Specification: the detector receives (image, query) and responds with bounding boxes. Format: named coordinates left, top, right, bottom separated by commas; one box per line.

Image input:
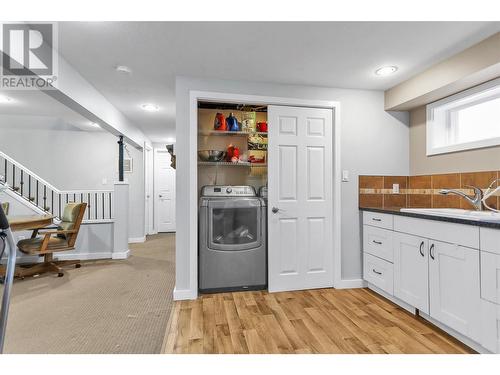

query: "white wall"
left=126, top=145, right=145, bottom=240
left=0, top=115, right=146, bottom=242
left=175, top=76, right=410, bottom=295
left=0, top=115, right=117, bottom=190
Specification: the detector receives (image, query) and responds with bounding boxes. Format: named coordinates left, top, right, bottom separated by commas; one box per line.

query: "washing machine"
left=199, top=185, right=267, bottom=293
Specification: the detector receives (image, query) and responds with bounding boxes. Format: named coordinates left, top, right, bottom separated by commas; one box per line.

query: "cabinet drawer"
left=364, top=253, right=394, bottom=295
left=363, top=225, right=393, bottom=262
left=481, top=251, right=500, bottom=305
left=480, top=228, right=500, bottom=256
left=481, top=298, right=500, bottom=353
left=393, top=215, right=479, bottom=249
left=363, top=211, right=393, bottom=230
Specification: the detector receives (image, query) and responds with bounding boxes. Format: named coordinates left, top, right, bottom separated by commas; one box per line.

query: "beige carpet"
left=3, top=233, right=175, bottom=354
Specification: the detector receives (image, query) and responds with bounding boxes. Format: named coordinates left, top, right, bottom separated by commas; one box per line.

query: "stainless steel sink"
left=400, top=208, right=500, bottom=222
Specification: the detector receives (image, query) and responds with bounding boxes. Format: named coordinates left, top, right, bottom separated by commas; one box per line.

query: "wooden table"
left=7, top=214, right=53, bottom=232
left=0, top=214, right=54, bottom=279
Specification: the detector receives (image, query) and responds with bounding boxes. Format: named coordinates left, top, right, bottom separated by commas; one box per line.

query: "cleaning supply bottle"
left=214, top=112, right=227, bottom=131
left=226, top=113, right=240, bottom=132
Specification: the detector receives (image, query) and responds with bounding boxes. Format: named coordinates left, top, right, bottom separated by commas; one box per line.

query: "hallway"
left=4, top=233, right=175, bottom=354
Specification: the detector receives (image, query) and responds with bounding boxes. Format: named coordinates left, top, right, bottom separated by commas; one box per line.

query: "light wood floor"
left=162, top=288, right=474, bottom=354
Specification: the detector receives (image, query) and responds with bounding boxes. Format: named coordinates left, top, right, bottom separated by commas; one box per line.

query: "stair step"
left=29, top=197, right=35, bottom=201
left=12, top=187, right=20, bottom=192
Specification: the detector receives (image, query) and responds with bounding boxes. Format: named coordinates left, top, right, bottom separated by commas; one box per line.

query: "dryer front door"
left=207, top=199, right=262, bottom=251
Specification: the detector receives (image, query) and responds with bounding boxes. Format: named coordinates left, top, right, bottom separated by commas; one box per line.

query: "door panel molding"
left=268, top=105, right=333, bottom=292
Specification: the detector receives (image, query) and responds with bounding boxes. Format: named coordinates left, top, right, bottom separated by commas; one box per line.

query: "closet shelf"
left=198, top=161, right=267, bottom=167
left=198, top=130, right=268, bottom=137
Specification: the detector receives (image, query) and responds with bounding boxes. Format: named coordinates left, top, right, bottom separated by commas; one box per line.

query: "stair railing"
left=0, top=151, right=114, bottom=221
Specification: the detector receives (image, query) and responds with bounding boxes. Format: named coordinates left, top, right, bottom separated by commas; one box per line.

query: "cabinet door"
left=429, top=240, right=481, bottom=342
left=393, top=232, right=429, bottom=314
left=481, top=298, right=500, bottom=353
left=480, top=251, right=500, bottom=304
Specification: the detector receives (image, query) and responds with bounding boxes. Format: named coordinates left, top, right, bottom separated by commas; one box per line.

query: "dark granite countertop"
left=360, top=207, right=500, bottom=229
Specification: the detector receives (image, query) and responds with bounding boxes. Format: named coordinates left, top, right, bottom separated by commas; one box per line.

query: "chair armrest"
left=38, top=230, right=77, bottom=253
left=26, top=225, right=58, bottom=239
left=38, top=229, right=77, bottom=236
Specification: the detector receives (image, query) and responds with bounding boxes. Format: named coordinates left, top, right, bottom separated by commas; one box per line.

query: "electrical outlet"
left=392, top=183, right=400, bottom=194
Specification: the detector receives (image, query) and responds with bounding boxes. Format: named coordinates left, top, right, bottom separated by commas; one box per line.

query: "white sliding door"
left=267, top=105, right=333, bottom=292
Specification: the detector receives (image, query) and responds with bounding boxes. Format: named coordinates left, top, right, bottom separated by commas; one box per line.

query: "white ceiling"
left=56, top=21, right=500, bottom=142
left=0, top=89, right=102, bottom=132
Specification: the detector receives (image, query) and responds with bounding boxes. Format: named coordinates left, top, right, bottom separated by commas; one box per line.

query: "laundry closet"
left=196, top=99, right=335, bottom=295
left=197, top=102, right=269, bottom=293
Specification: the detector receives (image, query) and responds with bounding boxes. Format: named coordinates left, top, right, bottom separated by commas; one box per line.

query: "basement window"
left=426, top=78, right=500, bottom=156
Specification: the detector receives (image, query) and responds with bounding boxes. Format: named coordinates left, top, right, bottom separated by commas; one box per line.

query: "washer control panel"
left=201, top=185, right=256, bottom=197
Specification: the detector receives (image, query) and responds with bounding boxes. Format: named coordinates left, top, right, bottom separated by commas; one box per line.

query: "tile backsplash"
left=359, top=171, right=500, bottom=210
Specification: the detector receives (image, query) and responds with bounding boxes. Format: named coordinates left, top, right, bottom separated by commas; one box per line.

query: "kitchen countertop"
left=360, top=207, right=500, bottom=229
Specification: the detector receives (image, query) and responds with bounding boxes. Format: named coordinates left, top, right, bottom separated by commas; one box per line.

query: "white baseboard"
left=55, top=252, right=113, bottom=261
left=112, top=249, right=130, bottom=259
left=128, top=236, right=146, bottom=243
left=7, top=251, right=114, bottom=265
left=173, top=287, right=198, bottom=301
left=334, top=278, right=366, bottom=289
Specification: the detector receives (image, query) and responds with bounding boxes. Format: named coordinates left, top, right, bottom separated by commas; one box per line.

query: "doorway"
left=155, top=149, right=176, bottom=232
left=179, top=91, right=341, bottom=300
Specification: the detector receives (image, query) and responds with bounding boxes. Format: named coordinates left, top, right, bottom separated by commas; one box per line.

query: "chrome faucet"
left=439, top=185, right=484, bottom=211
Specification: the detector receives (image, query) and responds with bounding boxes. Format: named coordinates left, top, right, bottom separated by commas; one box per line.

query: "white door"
left=155, top=149, right=176, bottom=232
left=429, top=240, right=480, bottom=341
left=267, top=105, right=333, bottom=292
left=393, top=232, right=429, bottom=314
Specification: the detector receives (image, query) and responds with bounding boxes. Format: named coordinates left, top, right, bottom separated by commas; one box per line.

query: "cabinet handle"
left=372, top=218, right=382, bottom=222
left=372, top=269, right=382, bottom=275
left=430, top=243, right=435, bottom=260
left=419, top=241, right=425, bottom=257
left=372, top=240, right=382, bottom=245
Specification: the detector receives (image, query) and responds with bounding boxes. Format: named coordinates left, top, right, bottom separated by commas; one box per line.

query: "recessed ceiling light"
left=141, top=103, right=160, bottom=112
left=115, top=65, right=132, bottom=74
left=375, top=66, right=398, bottom=76
left=89, top=122, right=100, bottom=128
left=0, top=95, right=13, bottom=104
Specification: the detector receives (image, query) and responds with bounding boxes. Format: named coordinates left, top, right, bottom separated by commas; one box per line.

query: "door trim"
left=181, top=90, right=341, bottom=300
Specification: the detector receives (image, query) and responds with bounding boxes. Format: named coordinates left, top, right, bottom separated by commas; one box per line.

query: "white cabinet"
left=428, top=240, right=481, bottom=342
left=481, top=299, right=500, bottom=353
left=363, top=253, right=393, bottom=295
left=393, top=232, right=429, bottom=314
left=481, top=251, right=500, bottom=304
left=362, top=210, right=500, bottom=352
left=479, top=228, right=500, bottom=353
left=363, top=225, right=393, bottom=262
left=362, top=211, right=393, bottom=230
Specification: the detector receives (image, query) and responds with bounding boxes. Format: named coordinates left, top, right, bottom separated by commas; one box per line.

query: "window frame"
left=426, top=77, right=500, bottom=156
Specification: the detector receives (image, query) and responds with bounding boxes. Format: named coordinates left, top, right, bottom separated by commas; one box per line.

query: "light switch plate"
left=342, top=170, right=349, bottom=182
left=392, top=183, right=400, bottom=194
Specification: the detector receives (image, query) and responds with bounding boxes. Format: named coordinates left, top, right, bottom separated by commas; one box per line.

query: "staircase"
left=0, top=151, right=114, bottom=221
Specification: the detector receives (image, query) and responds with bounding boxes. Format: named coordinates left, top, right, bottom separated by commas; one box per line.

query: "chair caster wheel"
left=0, top=277, right=4, bottom=284
left=75, top=264, right=81, bottom=268
left=58, top=272, right=64, bottom=277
